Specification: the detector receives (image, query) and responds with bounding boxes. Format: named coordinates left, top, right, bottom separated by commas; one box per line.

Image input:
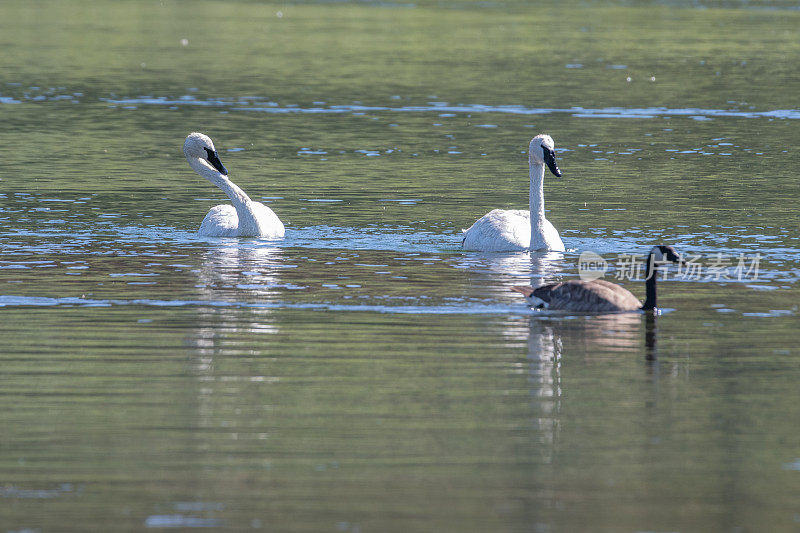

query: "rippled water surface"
left=1, top=0, right=799, bottom=531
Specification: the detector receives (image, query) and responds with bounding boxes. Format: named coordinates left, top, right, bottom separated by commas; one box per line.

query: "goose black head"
left=650, top=245, right=684, bottom=264
left=642, top=244, right=684, bottom=311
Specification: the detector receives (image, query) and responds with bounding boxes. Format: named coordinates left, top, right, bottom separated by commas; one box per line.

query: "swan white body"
left=462, top=134, right=564, bottom=252
left=184, top=132, right=285, bottom=238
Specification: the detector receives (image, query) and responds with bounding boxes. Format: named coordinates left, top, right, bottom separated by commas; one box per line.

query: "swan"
left=183, top=132, right=285, bottom=238
left=512, top=245, right=684, bottom=312
left=462, top=134, right=564, bottom=252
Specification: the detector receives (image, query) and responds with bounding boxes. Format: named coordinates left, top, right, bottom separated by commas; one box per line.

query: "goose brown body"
left=512, top=245, right=684, bottom=312
left=512, top=280, right=642, bottom=312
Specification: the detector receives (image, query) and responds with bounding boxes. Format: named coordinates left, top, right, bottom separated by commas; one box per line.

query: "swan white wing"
left=461, top=209, right=530, bottom=252
left=199, top=204, right=240, bottom=237
left=199, top=202, right=285, bottom=238
left=532, top=218, right=565, bottom=252
left=249, top=202, right=285, bottom=239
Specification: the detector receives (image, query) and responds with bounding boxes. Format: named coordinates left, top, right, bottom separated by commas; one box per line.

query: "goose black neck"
left=641, top=253, right=658, bottom=310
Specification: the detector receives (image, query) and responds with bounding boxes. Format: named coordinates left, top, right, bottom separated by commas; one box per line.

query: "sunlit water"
left=1, top=1, right=799, bottom=531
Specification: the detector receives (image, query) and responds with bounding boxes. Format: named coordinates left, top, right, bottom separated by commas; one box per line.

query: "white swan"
left=462, top=134, right=564, bottom=252
left=183, top=132, right=285, bottom=238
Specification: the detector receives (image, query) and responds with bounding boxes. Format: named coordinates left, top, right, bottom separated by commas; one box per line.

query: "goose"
left=183, top=132, right=285, bottom=238
left=462, top=134, right=564, bottom=252
left=512, top=245, right=684, bottom=312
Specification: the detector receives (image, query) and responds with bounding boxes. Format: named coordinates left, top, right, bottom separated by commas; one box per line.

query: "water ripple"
left=4, top=89, right=797, bottom=119
left=91, top=97, right=800, bottom=120
left=2, top=222, right=799, bottom=283
left=0, top=294, right=536, bottom=315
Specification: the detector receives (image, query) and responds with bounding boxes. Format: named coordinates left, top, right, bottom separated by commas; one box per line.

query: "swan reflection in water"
left=455, top=250, right=568, bottom=301
left=195, top=244, right=286, bottom=302
left=190, top=244, right=285, bottom=366
left=177, top=245, right=287, bottom=442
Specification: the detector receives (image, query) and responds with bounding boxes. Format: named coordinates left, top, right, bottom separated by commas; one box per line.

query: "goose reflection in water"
left=512, top=312, right=655, bottom=464
left=524, top=312, right=644, bottom=362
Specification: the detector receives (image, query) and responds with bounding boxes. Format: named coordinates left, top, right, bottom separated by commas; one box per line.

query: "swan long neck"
left=190, top=157, right=260, bottom=227
left=642, top=254, right=658, bottom=310
left=529, top=159, right=546, bottom=240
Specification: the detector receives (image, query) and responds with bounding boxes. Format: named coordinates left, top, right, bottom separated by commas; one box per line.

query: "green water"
left=1, top=0, right=799, bottom=531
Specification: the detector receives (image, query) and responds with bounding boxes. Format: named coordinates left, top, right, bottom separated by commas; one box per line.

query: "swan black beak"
left=543, top=147, right=562, bottom=177
left=204, top=148, right=228, bottom=176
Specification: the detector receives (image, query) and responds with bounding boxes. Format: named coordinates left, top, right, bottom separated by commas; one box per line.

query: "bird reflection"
left=187, top=244, right=286, bottom=432
left=524, top=312, right=644, bottom=361
left=190, top=244, right=285, bottom=370
left=455, top=251, right=567, bottom=299
left=645, top=312, right=658, bottom=362
left=528, top=251, right=566, bottom=271
left=195, top=244, right=285, bottom=302
left=517, top=311, right=650, bottom=463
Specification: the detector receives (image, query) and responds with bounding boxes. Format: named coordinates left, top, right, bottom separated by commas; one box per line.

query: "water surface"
left=1, top=0, right=799, bottom=531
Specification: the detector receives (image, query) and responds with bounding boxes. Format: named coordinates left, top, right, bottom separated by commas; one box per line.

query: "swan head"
left=649, top=245, right=684, bottom=264
left=184, top=132, right=228, bottom=176
left=529, top=134, right=562, bottom=177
